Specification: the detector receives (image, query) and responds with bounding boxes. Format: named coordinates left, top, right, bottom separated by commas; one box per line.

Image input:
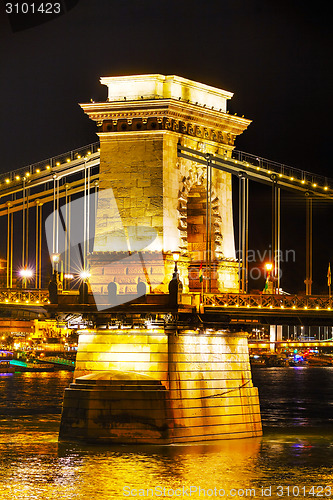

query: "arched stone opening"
left=186, top=184, right=221, bottom=292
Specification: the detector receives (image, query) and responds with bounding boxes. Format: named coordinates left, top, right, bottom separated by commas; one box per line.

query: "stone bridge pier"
left=59, top=74, right=262, bottom=444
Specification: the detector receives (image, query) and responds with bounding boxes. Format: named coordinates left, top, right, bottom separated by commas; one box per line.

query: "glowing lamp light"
left=36, top=169, right=40, bottom=173
left=15, top=175, right=20, bottom=181
left=19, top=268, right=33, bottom=279
left=172, top=251, right=180, bottom=263
left=80, top=270, right=91, bottom=280
left=5, top=179, right=10, bottom=184
left=265, top=263, right=273, bottom=272
left=324, top=186, right=328, bottom=191
left=51, top=253, right=60, bottom=263
left=46, top=165, right=51, bottom=170
left=64, top=273, right=74, bottom=280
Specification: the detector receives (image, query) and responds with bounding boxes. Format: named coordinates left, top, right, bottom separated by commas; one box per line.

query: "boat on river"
left=0, top=360, right=15, bottom=373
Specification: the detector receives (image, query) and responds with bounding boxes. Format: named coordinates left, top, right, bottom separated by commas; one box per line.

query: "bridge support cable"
left=35, top=201, right=42, bottom=289
left=52, top=178, right=56, bottom=257
left=6, top=203, right=13, bottom=288
left=205, top=155, right=212, bottom=293
left=238, top=174, right=249, bottom=293
left=305, top=197, right=313, bottom=295
left=272, top=183, right=281, bottom=292
left=64, top=185, right=70, bottom=287
left=22, top=180, right=26, bottom=268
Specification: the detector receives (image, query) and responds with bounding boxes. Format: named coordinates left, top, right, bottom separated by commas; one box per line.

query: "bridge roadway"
left=248, top=339, right=333, bottom=349
left=1, top=141, right=333, bottom=200
left=1, top=289, right=333, bottom=326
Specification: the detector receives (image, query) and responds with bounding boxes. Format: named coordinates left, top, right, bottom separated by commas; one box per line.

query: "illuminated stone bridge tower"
left=59, top=75, right=261, bottom=445
left=80, top=74, right=251, bottom=295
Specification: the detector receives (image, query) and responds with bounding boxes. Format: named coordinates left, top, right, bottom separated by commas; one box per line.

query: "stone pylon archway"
left=81, top=74, right=251, bottom=296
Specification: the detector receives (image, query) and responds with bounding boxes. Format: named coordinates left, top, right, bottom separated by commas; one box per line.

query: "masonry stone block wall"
left=80, top=74, right=251, bottom=295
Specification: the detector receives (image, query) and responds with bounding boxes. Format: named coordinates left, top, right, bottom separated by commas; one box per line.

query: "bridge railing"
left=0, top=141, right=100, bottom=185
left=0, top=289, right=50, bottom=305
left=204, top=293, right=333, bottom=310
left=232, top=150, right=332, bottom=190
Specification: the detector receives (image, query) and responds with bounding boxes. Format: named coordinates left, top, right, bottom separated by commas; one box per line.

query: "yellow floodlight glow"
left=66, top=158, right=71, bottom=163
left=265, top=263, right=273, bottom=271
left=5, top=179, right=10, bottom=184
left=324, top=186, right=328, bottom=191
left=301, top=180, right=305, bottom=184
left=15, top=175, right=20, bottom=181
left=36, top=169, right=40, bottom=173
left=290, top=177, right=294, bottom=181
left=46, top=165, right=51, bottom=170
left=312, top=183, right=317, bottom=188
left=26, top=172, right=30, bottom=177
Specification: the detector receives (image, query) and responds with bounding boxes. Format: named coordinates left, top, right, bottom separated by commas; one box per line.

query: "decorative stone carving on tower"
left=80, top=74, right=251, bottom=299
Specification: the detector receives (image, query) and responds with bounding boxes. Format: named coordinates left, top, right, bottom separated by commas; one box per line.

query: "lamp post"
left=172, top=251, right=180, bottom=275
left=51, top=253, right=63, bottom=290
left=79, top=270, right=90, bottom=304
left=263, top=263, right=273, bottom=294
left=169, top=251, right=182, bottom=306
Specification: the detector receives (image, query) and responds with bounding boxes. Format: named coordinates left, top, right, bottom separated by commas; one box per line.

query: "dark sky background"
left=0, top=0, right=332, bottom=293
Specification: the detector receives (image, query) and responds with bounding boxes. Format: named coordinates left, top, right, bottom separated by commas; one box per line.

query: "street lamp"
left=172, top=251, right=180, bottom=275
left=169, top=251, right=182, bottom=306
left=263, top=263, right=273, bottom=294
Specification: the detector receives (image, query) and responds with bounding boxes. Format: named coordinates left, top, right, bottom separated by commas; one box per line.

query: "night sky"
left=0, top=0, right=332, bottom=293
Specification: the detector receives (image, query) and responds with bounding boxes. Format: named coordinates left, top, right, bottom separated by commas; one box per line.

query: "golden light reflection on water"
left=1, top=370, right=333, bottom=500
left=1, top=422, right=333, bottom=500
left=0, top=431, right=262, bottom=500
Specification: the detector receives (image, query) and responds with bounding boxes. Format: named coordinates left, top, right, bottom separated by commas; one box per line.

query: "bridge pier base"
left=59, top=327, right=262, bottom=444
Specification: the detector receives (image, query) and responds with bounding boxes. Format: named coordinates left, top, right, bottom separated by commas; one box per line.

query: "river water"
left=1, top=368, right=333, bottom=500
